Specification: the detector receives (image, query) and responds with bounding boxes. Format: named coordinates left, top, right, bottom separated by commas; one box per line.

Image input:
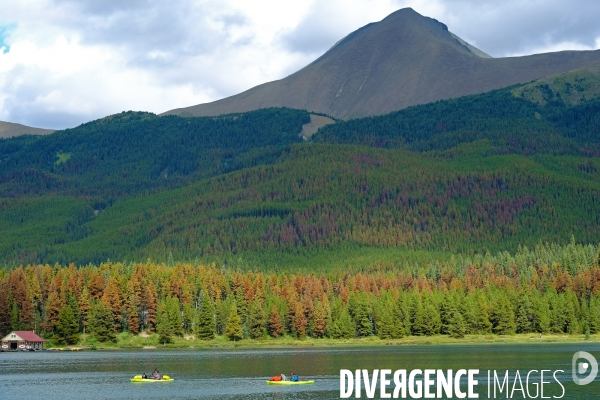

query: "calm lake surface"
left=1, top=343, right=599, bottom=399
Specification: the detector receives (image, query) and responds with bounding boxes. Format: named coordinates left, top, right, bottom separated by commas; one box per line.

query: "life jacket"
left=291, top=375, right=299, bottom=382
left=269, top=376, right=282, bottom=381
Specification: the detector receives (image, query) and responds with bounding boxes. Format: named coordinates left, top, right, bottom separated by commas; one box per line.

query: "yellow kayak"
left=131, top=375, right=173, bottom=382
left=266, top=380, right=314, bottom=385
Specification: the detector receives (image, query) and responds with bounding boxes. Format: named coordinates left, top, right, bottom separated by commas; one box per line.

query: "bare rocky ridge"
left=162, top=8, right=600, bottom=120
left=0, top=121, right=55, bottom=138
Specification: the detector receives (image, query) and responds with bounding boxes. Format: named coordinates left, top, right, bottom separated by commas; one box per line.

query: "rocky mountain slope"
left=163, top=8, right=600, bottom=119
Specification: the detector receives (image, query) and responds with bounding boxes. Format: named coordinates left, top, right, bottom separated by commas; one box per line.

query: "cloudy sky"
left=1, top=0, right=599, bottom=129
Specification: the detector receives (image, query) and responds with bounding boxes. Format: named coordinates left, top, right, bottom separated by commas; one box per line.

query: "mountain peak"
left=163, top=9, right=600, bottom=119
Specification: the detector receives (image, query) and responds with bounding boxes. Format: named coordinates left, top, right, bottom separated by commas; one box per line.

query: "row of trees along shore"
left=1, top=241, right=599, bottom=344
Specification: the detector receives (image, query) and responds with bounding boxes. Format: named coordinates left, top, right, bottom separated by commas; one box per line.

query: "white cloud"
left=0, top=0, right=598, bottom=129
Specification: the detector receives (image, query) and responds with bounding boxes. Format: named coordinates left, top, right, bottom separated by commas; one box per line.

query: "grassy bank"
left=46, top=332, right=600, bottom=350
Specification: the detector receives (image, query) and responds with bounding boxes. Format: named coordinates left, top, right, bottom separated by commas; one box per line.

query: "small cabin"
left=1, top=331, right=47, bottom=351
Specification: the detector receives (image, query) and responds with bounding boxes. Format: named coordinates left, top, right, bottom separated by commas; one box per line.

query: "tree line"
left=1, top=241, right=599, bottom=344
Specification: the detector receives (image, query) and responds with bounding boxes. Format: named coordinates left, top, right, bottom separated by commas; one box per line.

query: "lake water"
left=1, top=343, right=599, bottom=399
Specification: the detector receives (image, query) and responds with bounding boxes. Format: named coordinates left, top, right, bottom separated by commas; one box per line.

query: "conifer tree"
left=376, top=294, right=404, bottom=339
left=248, top=300, right=266, bottom=339
left=215, top=297, right=233, bottom=335
left=234, top=289, right=248, bottom=325
left=143, top=284, right=157, bottom=333
left=312, top=300, right=328, bottom=338
left=101, top=277, right=123, bottom=331
left=549, top=293, right=567, bottom=333
left=267, top=305, right=284, bottom=338
left=10, top=302, right=19, bottom=331
left=67, top=293, right=80, bottom=327
left=88, top=301, right=116, bottom=343
left=55, top=304, right=79, bottom=345
left=490, top=294, right=516, bottom=335
left=515, top=295, right=534, bottom=333
left=588, top=296, right=600, bottom=334
left=532, top=294, right=550, bottom=333
left=412, top=294, right=441, bottom=336
left=352, top=294, right=373, bottom=337
left=0, top=285, right=11, bottom=336
left=564, top=290, right=580, bottom=334
left=294, top=301, right=308, bottom=339
left=196, top=292, right=215, bottom=340
left=125, top=294, right=139, bottom=334
left=156, top=301, right=173, bottom=344
left=78, top=288, right=91, bottom=334
left=42, top=291, right=63, bottom=334
left=376, top=307, right=395, bottom=339
left=328, top=308, right=355, bottom=339
left=447, top=310, right=467, bottom=339
left=472, top=293, right=492, bottom=334
left=166, top=296, right=183, bottom=337
left=225, top=302, right=243, bottom=341
left=88, top=273, right=105, bottom=299
left=8, top=268, right=34, bottom=330
left=182, top=302, right=195, bottom=334
left=440, top=293, right=458, bottom=335
left=397, top=294, right=412, bottom=336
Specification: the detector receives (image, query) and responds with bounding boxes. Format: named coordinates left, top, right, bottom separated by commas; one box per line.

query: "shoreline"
left=48, top=333, right=600, bottom=351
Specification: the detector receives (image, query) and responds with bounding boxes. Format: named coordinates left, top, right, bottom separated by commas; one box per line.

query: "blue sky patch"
left=0, top=24, right=16, bottom=54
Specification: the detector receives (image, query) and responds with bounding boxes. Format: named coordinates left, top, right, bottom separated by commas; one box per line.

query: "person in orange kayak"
left=269, top=374, right=287, bottom=381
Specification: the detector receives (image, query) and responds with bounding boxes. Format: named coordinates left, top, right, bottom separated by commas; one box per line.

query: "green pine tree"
left=328, top=308, right=355, bottom=339
left=490, top=294, right=516, bottom=335
left=156, top=301, right=174, bottom=344
left=54, top=304, right=80, bottom=345
left=327, top=308, right=356, bottom=339
left=352, top=294, right=373, bottom=337
left=166, top=296, right=183, bottom=337
left=376, top=294, right=404, bottom=339
left=515, top=295, right=534, bottom=333
left=196, top=292, right=215, bottom=340
left=447, top=310, right=467, bottom=339
left=67, top=293, right=81, bottom=332
left=224, top=302, right=243, bottom=341
left=376, top=307, right=395, bottom=339
left=440, top=293, right=458, bottom=335
left=88, top=301, right=116, bottom=343
left=472, top=293, right=492, bottom=334
left=412, top=294, right=441, bottom=336
left=588, top=296, right=600, bottom=334
left=532, top=294, right=550, bottom=333
left=182, top=302, right=195, bottom=334
left=248, top=300, right=266, bottom=339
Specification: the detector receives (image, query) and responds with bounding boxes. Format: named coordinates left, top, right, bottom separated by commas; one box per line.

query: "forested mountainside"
left=1, top=84, right=599, bottom=267
left=314, top=89, right=600, bottom=155
left=0, top=108, right=308, bottom=198
left=1, top=242, right=599, bottom=342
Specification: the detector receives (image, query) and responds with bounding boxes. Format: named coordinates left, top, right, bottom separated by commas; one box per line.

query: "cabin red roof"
left=13, top=331, right=47, bottom=342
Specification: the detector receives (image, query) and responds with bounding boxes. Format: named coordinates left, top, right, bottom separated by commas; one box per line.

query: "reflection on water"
left=0, top=343, right=599, bottom=399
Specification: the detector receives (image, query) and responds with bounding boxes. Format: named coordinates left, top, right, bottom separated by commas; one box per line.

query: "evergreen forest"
left=1, top=241, right=599, bottom=343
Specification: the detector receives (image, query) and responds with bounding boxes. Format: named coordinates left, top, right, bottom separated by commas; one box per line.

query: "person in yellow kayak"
left=153, top=370, right=162, bottom=380
left=291, top=372, right=299, bottom=382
